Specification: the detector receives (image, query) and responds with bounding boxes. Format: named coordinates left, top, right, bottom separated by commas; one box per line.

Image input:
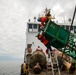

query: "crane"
left=37, top=6, right=76, bottom=59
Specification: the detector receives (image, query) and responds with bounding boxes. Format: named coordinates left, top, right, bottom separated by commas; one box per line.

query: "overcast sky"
left=0, top=0, right=76, bottom=60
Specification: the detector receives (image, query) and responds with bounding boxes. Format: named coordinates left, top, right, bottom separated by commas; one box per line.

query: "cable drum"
left=29, top=50, right=47, bottom=69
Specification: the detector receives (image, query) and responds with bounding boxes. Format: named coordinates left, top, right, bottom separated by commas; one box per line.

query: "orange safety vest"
left=38, top=34, right=49, bottom=46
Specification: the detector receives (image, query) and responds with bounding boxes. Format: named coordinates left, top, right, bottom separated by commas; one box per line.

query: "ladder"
left=47, top=49, right=61, bottom=75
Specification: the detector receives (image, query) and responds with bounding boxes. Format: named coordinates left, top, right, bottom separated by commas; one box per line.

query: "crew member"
left=36, top=46, right=43, bottom=51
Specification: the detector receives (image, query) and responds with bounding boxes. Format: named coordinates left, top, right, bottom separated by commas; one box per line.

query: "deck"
left=28, top=70, right=76, bottom=75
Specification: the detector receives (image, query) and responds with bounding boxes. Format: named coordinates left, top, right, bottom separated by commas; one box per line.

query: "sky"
left=0, top=0, right=76, bottom=61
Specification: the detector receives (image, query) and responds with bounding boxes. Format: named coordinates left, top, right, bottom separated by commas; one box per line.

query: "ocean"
left=0, top=60, right=23, bottom=75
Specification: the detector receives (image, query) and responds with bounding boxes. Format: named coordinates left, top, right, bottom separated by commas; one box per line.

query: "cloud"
left=51, top=1, right=76, bottom=23
left=52, top=3, right=64, bottom=16
left=0, top=0, right=27, bottom=60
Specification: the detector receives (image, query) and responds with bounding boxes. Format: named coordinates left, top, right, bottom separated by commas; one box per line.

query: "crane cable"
left=70, top=5, right=76, bottom=31
left=62, top=5, right=76, bottom=59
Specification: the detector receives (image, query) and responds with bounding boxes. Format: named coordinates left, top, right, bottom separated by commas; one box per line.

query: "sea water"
left=0, top=60, right=23, bottom=75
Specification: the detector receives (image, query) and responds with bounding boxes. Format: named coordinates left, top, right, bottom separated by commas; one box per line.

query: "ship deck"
left=28, top=70, right=76, bottom=75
